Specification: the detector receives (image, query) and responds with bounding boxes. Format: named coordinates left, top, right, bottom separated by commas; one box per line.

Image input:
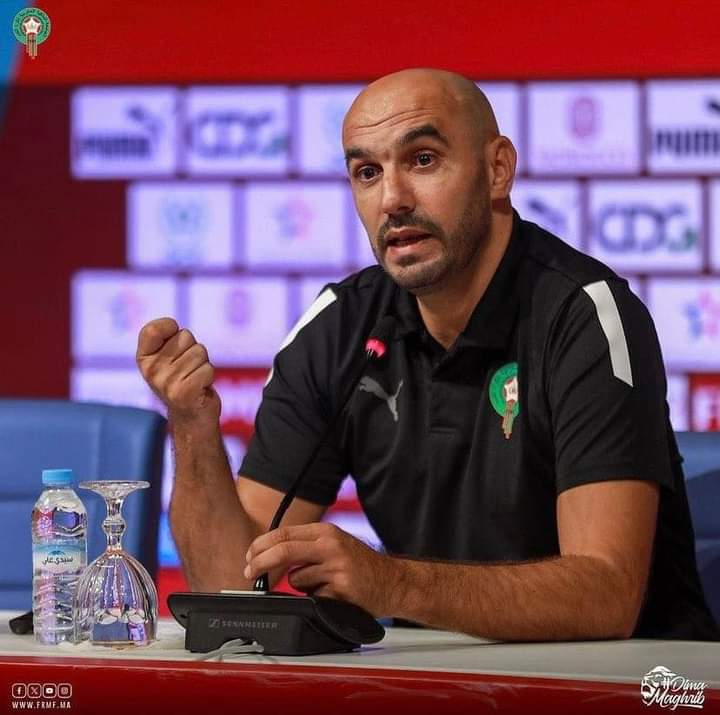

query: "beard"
left=371, top=180, right=492, bottom=295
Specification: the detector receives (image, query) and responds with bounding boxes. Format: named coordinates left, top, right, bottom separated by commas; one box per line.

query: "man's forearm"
left=169, top=418, right=257, bottom=592
left=389, top=554, right=636, bottom=641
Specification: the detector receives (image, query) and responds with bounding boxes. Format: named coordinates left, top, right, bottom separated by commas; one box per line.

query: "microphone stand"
left=254, top=320, right=392, bottom=591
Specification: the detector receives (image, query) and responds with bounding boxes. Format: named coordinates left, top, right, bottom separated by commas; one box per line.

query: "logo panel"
left=647, top=80, right=720, bottom=174
left=588, top=180, right=703, bottom=273
left=711, top=180, right=720, bottom=272
left=648, top=278, right=720, bottom=371
left=667, top=374, right=689, bottom=432
left=72, top=272, right=178, bottom=360
left=71, top=87, right=179, bottom=178
left=127, top=182, right=235, bottom=268
left=476, top=83, right=523, bottom=171
left=70, top=367, right=162, bottom=411
left=183, top=86, right=290, bottom=175
left=528, top=82, right=640, bottom=175
left=244, top=182, right=348, bottom=269
left=297, top=84, right=365, bottom=175
left=186, top=276, right=289, bottom=366
left=511, top=180, right=582, bottom=249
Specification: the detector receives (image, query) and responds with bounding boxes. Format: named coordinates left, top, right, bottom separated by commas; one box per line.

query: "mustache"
left=377, top=214, right=442, bottom=247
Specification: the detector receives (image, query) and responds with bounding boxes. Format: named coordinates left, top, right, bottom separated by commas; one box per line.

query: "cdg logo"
left=594, top=204, right=699, bottom=252
left=188, top=111, right=288, bottom=158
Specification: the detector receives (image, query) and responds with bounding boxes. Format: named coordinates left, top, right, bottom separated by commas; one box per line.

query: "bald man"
left=137, top=69, right=718, bottom=642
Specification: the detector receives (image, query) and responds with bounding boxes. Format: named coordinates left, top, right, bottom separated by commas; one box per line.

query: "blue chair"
left=676, top=431, right=720, bottom=625
left=0, top=399, right=166, bottom=611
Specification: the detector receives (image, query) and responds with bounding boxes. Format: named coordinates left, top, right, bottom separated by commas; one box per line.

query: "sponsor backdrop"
left=62, top=79, right=720, bottom=568
left=1, top=1, right=719, bottom=600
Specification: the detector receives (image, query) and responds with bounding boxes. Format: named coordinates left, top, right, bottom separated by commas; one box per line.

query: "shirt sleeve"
left=547, top=279, right=675, bottom=495
left=239, top=287, right=348, bottom=506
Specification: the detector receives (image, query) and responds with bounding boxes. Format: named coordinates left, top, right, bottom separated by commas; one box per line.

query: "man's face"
left=343, top=84, right=492, bottom=294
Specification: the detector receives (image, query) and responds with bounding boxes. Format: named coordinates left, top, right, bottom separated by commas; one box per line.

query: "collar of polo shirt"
left=392, top=210, right=525, bottom=351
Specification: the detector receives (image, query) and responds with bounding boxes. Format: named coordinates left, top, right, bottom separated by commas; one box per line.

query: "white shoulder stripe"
left=278, top=287, right=337, bottom=353
left=582, top=280, right=633, bottom=387
left=265, top=287, right=337, bottom=386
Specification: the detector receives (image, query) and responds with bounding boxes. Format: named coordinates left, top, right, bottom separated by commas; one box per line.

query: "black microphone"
left=167, top=315, right=396, bottom=656
left=254, top=314, right=396, bottom=592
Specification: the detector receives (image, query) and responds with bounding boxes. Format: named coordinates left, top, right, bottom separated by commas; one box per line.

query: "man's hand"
left=244, top=523, right=397, bottom=616
left=136, top=317, right=220, bottom=424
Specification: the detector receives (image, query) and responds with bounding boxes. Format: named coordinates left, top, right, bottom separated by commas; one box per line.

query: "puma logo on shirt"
left=359, top=377, right=403, bottom=422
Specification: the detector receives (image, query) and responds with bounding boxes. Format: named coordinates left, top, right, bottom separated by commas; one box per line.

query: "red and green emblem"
left=489, top=362, right=519, bottom=440
left=13, top=8, right=51, bottom=60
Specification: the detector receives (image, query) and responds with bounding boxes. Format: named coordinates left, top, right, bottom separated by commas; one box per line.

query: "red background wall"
left=1, top=0, right=719, bottom=399
left=14, top=0, right=720, bottom=84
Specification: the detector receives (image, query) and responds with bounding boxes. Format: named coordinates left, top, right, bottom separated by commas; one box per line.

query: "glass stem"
left=103, top=496, right=126, bottom=551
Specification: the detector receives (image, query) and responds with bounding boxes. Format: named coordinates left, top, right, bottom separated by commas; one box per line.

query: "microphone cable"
left=253, top=315, right=396, bottom=592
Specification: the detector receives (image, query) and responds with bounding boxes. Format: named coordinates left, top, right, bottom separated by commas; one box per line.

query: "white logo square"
left=243, top=182, right=348, bottom=269
left=710, top=180, right=720, bottom=271
left=528, top=81, right=640, bottom=175
left=647, top=278, right=720, bottom=371
left=127, top=182, right=235, bottom=269
left=511, top=180, right=582, bottom=249
left=647, top=80, right=720, bottom=174
left=185, top=276, right=289, bottom=366
left=296, top=84, right=365, bottom=175
left=70, top=367, right=162, bottom=412
left=183, top=86, right=290, bottom=176
left=476, top=82, right=523, bottom=171
left=72, top=87, right=179, bottom=178
left=588, top=180, right=703, bottom=273
left=72, top=272, right=178, bottom=360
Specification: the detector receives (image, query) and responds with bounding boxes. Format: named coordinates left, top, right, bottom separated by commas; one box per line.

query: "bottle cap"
left=41, top=469, right=74, bottom=486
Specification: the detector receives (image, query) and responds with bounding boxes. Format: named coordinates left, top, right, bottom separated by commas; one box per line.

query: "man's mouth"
left=384, top=231, right=432, bottom=249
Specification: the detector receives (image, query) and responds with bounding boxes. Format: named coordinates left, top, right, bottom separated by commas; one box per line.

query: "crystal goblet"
left=73, top=480, right=158, bottom=647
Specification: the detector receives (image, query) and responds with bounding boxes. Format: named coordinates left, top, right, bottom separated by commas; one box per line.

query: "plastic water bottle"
left=32, top=469, right=87, bottom=645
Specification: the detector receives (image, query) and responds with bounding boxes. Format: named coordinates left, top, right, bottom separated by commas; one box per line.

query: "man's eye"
left=416, top=152, right=434, bottom=166
left=357, top=166, right=378, bottom=181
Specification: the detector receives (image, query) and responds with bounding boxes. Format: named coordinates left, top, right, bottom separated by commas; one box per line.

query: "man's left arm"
left=389, top=478, right=659, bottom=640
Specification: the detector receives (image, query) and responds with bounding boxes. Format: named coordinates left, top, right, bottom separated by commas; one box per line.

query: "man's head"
left=343, top=68, right=516, bottom=295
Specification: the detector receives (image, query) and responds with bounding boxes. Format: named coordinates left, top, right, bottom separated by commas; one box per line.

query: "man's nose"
left=380, top=167, right=414, bottom=216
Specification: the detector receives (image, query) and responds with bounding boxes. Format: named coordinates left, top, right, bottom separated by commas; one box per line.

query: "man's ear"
left=487, top=136, right=517, bottom=200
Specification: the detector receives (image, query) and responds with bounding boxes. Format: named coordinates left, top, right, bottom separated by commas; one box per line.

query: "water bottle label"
left=33, top=544, right=85, bottom=574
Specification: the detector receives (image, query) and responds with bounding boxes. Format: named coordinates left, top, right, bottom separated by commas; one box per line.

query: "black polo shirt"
left=240, top=213, right=719, bottom=641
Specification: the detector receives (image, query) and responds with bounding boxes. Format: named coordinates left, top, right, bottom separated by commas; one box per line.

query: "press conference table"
left=1, top=611, right=718, bottom=714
